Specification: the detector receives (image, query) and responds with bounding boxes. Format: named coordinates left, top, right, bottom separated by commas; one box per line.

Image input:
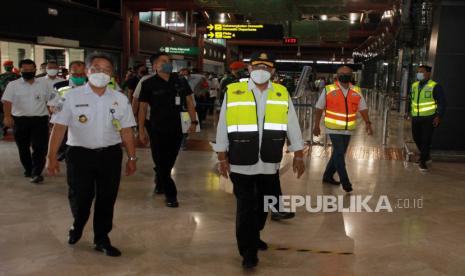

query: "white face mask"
left=46, top=69, right=58, bottom=76
left=416, top=72, right=425, bottom=81
left=250, top=69, right=271, bottom=84
left=88, top=72, right=111, bottom=88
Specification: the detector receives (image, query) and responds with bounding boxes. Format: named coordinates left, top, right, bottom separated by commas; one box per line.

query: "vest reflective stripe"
left=264, top=122, right=288, bottom=131
left=411, top=80, right=437, bottom=117
left=227, top=125, right=258, bottom=132
left=266, top=100, right=289, bottom=106
left=324, top=83, right=361, bottom=130
left=227, top=102, right=256, bottom=107
left=325, top=110, right=356, bottom=118
left=325, top=117, right=356, bottom=127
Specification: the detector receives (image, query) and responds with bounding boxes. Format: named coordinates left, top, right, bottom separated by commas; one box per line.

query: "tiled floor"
left=1, top=114, right=465, bottom=275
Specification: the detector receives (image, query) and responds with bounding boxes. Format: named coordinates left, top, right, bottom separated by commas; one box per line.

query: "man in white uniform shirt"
left=2, top=59, right=55, bottom=183
left=46, top=53, right=137, bottom=257
left=39, top=60, right=64, bottom=91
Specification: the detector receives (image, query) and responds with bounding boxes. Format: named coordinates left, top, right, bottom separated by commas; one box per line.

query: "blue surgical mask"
left=161, top=63, right=173, bottom=73
left=416, top=72, right=425, bottom=81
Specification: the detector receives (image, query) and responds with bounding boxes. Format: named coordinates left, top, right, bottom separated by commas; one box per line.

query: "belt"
left=72, top=144, right=121, bottom=152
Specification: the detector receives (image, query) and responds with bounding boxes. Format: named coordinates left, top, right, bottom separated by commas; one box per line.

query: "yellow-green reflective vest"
left=411, top=80, right=438, bottom=117
left=225, top=81, right=289, bottom=165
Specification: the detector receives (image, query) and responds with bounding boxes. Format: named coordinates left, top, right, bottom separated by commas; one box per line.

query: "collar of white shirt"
left=83, top=83, right=111, bottom=96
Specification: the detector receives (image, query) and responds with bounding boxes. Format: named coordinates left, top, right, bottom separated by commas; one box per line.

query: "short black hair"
left=19, top=59, right=36, bottom=68
left=85, top=52, right=114, bottom=68
left=149, top=51, right=169, bottom=65
left=134, top=64, right=145, bottom=70
left=47, top=60, right=58, bottom=66
left=418, top=65, right=432, bottom=72
left=69, top=60, right=85, bottom=68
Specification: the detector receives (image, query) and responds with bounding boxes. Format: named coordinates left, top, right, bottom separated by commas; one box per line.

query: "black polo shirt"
left=139, top=73, right=193, bottom=133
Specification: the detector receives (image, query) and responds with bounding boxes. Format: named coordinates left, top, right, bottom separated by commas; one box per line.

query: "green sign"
left=160, top=47, right=199, bottom=55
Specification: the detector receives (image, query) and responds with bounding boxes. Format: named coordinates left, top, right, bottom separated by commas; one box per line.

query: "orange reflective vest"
left=324, top=82, right=362, bottom=130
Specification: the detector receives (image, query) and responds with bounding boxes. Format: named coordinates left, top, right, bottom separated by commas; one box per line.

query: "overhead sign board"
left=283, top=37, right=298, bottom=45
left=206, top=24, right=283, bottom=40
left=160, top=47, right=198, bottom=55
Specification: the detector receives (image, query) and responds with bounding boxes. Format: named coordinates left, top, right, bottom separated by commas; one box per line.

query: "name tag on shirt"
left=175, top=96, right=181, bottom=106
left=75, top=104, right=89, bottom=107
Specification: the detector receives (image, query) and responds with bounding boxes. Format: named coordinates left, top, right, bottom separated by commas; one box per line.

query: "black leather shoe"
left=271, top=211, right=295, bottom=221
left=30, top=175, right=44, bottom=184
left=242, top=257, right=259, bottom=269
left=94, top=243, right=122, bottom=257
left=68, top=228, right=82, bottom=245
left=165, top=199, right=179, bottom=208
left=258, top=239, right=268, bottom=251
left=323, top=177, right=340, bottom=185
left=342, top=182, right=353, bottom=193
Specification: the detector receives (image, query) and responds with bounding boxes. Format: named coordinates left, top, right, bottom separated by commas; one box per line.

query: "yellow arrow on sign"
left=207, top=32, right=215, bottom=38
left=207, top=24, right=214, bottom=31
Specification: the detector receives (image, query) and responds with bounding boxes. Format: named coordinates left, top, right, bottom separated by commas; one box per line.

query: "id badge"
left=175, top=96, right=181, bottom=106
left=112, top=118, right=122, bottom=132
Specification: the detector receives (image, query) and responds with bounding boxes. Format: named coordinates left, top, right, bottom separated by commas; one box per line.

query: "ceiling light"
left=320, top=15, right=328, bottom=21
left=350, top=13, right=357, bottom=21
left=219, top=13, right=226, bottom=23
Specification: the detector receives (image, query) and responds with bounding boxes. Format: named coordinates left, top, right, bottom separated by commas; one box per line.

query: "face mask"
left=88, top=72, right=110, bottom=88
left=21, top=71, right=35, bottom=80
left=70, top=76, right=86, bottom=86
left=4, top=66, right=13, bottom=72
left=338, top=74, right=352, bottom=84
left=237, top=70, right=247, bottom=78
left=416, top=73, right=425, bottom=81
left=46, top=69, right=58, bottom=76
left=250, top=69, right=271, bottom=84
left=160, top=63, right=173, bottom=73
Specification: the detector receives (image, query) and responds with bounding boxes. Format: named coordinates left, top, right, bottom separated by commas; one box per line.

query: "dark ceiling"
left=125, top=0, right=398, bottom=61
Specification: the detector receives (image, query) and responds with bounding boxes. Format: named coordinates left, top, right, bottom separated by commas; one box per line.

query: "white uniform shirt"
left=50, top=84, right=136, bottom=149
left=1, top=77, right=54, bottom=117
left=133, top=74, right=154, bottom=120
left=214, top=79, right=304, bottom=175
left=40, top=75, right=64, bottom=90
left=315, top=86, right=368, bottom=135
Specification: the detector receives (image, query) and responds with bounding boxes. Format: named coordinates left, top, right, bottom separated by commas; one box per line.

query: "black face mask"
left=237, top=70, right=247, bottom=78
left=338, top=74, right=352, bottom=84
left=21, top=71, right=35, bottom=80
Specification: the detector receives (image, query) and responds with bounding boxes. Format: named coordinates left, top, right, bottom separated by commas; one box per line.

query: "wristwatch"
left=128, top=156, right=138, bottom=161
left=191, top=120, right=199, bottom=125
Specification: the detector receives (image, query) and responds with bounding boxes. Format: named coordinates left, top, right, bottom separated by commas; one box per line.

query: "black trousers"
left=149, top=128, right=182, bottom=200
left=412, top=116, right=435, bottom=162
left=13, top=116, right=49, bottom=176
left=65, top=144, right=122, bottom=245
left=144, top=119, right=159, bottom=183
left=230, top=172, right=279, bottom=259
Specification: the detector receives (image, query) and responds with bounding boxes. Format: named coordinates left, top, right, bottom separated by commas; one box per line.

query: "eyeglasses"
left=89, top=66, right=112, bottom=75
left=251, top=64, right=272, bottom=71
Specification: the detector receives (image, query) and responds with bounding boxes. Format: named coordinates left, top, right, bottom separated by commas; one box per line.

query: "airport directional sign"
left=206, top=23, right=283, bottom=40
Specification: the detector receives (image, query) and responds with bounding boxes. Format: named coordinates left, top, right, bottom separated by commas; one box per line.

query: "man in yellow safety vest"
left=410, top=65, right=446, bottom=172
left=213, top=51, right=305, bottom=269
